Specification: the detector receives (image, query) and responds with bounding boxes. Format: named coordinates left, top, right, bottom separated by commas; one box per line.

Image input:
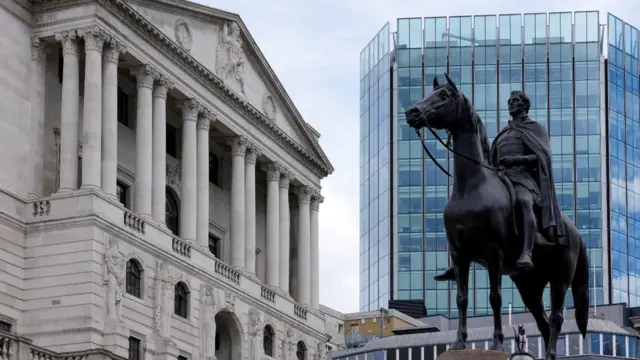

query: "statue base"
left=438, top=350, right=510, bottom=360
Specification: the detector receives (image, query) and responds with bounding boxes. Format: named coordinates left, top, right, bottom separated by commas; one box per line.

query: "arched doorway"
left=214, top=311, right=243, bottom=360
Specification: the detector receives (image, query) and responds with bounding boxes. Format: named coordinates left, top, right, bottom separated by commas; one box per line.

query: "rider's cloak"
left=490, top=117, right=567, bottom=245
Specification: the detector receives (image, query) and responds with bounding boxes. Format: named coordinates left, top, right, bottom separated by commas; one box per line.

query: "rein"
left=415, top=120, right=498, bottom=178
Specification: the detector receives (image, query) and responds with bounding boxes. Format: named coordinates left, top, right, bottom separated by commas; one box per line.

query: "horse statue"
left=404, top=73, right=589, bottom=360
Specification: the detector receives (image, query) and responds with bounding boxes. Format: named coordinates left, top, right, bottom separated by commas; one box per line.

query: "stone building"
left=0, top=0, right=335, bottom=360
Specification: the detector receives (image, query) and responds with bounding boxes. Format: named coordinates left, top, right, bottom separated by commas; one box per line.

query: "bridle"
left=414, top=92, right=498, bottom=177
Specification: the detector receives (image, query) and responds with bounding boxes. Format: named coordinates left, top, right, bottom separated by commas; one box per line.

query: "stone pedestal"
left=438, top=350, right=510, bottom=360
left=103, top=319, right=130, bottom=359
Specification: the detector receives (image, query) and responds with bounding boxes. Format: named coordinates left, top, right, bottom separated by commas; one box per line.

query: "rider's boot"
left=516, top=217, right=535, bottom=271
left=434, top=266, right=456, bottom=281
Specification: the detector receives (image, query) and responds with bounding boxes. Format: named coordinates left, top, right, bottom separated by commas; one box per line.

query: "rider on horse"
left=435, top=90, right=566, bottom=280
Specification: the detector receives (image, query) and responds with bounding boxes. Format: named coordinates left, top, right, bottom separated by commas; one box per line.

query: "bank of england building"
left=0, top=0, right=335, bottom=359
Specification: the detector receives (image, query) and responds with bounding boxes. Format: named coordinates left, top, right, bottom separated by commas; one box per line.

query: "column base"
left=103, top=318, right=130, bottom=359
left=27, top=193, right=41, bottom=201
left=80, top=184, right=101, bottom=191
left=52, top=188, right=75, bottom=197
left=106, top=193, right=119, bottom=202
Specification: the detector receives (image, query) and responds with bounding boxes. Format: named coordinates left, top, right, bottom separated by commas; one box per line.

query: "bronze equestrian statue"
left=405, top=74, right=589, bottom=360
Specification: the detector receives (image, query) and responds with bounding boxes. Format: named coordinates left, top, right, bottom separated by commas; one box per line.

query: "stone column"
left=310, top=192, right=323, bottom=309
left=28, top=37, right=48, bottom=199
left=151, top=75, right=173, bottom=223
left=264, top=162, right=281, bottom=287
left=79, top=26, right=105, bottom=190
left=197, top=109, right=215, bottom=248
left=131, top=65, right=156, bottom=216
left=55, top=30, right=80, bottom=193
left=101, top=39, right=126, bottom=199
left=296, top=186, right=313, bottom=306
left=279, top=171, right=293, bottom=294
left=244, top=144, right=261, bottom=274
left=230, top=136, right=248, bottom=268
left=179, top=99, right=199, bottom=243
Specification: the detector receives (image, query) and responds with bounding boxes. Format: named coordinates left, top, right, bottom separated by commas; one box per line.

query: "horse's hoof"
left=449, top=342, right=465, bottom=350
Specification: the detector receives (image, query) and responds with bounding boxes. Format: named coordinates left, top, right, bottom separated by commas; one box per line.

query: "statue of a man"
left=282, top=328, right=295, bottom=360
left=314, top=343, right=327, bottom=360
left=215, top=21, right=245, bottom=92
left=436, top=90, right=566, bottom=279
left=154, top=262, right=174, bottom=339
left=104, top=237, right=125, bottom=321
left=202, top=286, right=217, bottom=360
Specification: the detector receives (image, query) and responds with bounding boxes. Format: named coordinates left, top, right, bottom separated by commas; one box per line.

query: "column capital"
left=31, top=36, right=48, bottom=63
left=296, top=186, right=313, bottom=204
left=197, top=109, right=216, bottom=131
left=178, top=98, right=199, bottom=122
left=78, top=25, right=106, bottom=52
left=55, top=30, right=79, bottom=56
left=245, top=144, right=262, bottom=165
left=130, top=64, right=156, bottom=89
left=262, top=162, right=281, bottom=181
left=103, top=38, right=126, bottom=64
left=279, top=169, right=294, bottom=189
left=230, top=136, right=248, bottom=157
left=311, top=191, right=324, bottom=211
left=153, top=74, right=174, bottom=99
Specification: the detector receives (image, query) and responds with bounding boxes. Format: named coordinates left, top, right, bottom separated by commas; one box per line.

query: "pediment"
left=126, top=0, right=332, bottom=173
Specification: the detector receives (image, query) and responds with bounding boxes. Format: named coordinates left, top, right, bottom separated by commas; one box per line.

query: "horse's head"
left=405, top=73, right=464, bottom=132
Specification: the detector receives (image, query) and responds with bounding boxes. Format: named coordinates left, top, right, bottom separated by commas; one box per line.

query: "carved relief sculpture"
left=215, top=21, right=246, bottom=93
left=282, top=328, right=295, bottom=360
left=314, top=343, right=327, bottom=360
left=154, top=261, right=175, bottom=340
left=225, top=290, right=236, bottom=312
left=262, top=93, right=276, bottom=121
left=104, top=236, right=126, bottom=322
left=174, top=19, right=193, bottom=52
left=166, top=163, right=181, bottom=187
left=248, top=308, right=263, bottom=360
left=201, top=285, right=218, bottom=360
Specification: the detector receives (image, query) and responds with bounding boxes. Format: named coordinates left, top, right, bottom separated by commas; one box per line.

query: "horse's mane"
left=458, top=92, right=491, bottom=162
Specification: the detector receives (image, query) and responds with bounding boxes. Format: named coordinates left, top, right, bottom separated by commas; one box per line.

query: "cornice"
left=33, top=0, right=332, bottom=178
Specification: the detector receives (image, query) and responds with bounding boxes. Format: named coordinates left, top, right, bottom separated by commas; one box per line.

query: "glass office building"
left=359, top=11, right=640, bottom=317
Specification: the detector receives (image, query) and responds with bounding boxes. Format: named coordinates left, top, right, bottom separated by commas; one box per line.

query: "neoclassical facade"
left=0, top=0, right=336, bottom=360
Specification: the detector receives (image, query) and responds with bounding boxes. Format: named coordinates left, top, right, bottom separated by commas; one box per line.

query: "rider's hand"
left=499, top=156, right=520, bottom=167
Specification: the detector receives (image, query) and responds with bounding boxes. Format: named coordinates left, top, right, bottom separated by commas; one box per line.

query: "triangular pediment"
left=126, top=0, right=333, bottom=174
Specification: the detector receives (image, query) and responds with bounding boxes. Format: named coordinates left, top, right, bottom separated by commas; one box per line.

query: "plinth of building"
left=437, top=349, right=510, bottom=360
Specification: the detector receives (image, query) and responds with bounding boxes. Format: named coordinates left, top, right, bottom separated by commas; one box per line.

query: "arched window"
left=263, top=325, right=275, bottom=356
left=296, top=341, right=306, bottom=360
left=125, top=259, right=142, bottom=298
left=174, top=282, right=189, bottom=318
left=166, top=188, right=180, bottom=236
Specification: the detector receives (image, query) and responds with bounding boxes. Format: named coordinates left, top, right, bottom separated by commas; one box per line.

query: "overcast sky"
left=200, top=0, right=640, bottom=314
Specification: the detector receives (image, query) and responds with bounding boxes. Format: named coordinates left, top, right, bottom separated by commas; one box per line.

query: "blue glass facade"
left=359, top=24, right=391, bottom=311
left=359, top=12, right=640, bottom=316
left=608, top=14, right=640, bottom=307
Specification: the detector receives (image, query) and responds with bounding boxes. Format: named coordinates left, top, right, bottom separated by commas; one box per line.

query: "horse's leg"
left=486, top=247, right=504, bottom=351
left=512, top=274, right=550, bottom=349
left=450, top=254, right=471, bottom=350
left=544, top=276, right=570, bottom=359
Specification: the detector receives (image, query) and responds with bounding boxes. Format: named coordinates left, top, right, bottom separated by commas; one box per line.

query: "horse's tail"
left=572, top=237, right=589, bottom=338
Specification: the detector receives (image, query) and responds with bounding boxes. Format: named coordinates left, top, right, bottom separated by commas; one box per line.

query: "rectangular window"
left=209, top=235, right=220, bottom=258
left=167, top=124, right=178, bottom=158
left=0, top=320, right=12, bottom=333
left=117, top=87, right=129, bottom=127
left=117, top=182, right=129, bottom=208
left=58, top=48, right=63, bottom=83
left=128, top=337, right=141, bottom=360
left=177, top=356, right=188, bottom=360
left=209, top=152, right=220, bottom=186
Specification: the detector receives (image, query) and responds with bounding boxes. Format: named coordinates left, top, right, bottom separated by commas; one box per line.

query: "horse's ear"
left=444, top=73, right=458, bottom=92
left=433, top=76, right=439, bottom=89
